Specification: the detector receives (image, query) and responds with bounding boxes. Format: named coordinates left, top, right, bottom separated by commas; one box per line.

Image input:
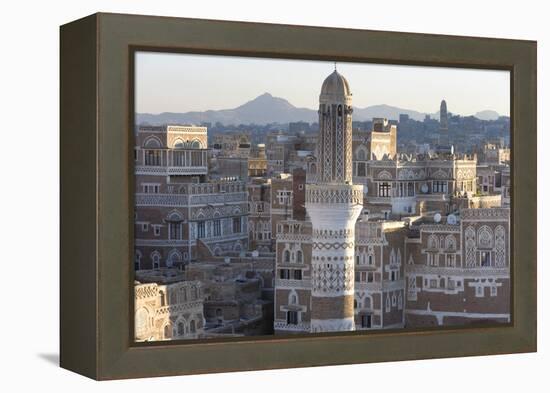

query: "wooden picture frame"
left=60, top=12, right=537, bottom=380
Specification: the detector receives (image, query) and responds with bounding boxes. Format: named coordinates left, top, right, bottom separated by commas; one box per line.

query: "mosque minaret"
left=306, top=69, right=363, bottom=332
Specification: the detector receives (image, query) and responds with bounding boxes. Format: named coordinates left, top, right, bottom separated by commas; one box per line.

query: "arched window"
left=296, top=250, right=303, bottom=263
left=289, top=293, right=297, bottom=305
left=134, top=250, right=142, bottom=271
left=169, top=290, right=177, bottom=305
left=163, top=324, right=172, bottom=339
left=465, top=226, right=476, bottom=267
left=310, top=163, right=317, bottom=174
left=144, top=136, right=161, bottom=148
left=191, top=140, right=201, bottom=149
left=179, top=287, right=187, bottom=302
left=427, top=234, right=439, bottom=250
left=445, top=235, right=457, bottom=251
left=390, top=249, right=396, bottom=265
left=189, top=320, right=196, bottom=333
left=367, top=246, right=374, bottom=265
left=478, top=226, right=494, bottom=248
left=177, top=322, right=185, bottom=336
left=167, top=250, right=182, bottom=267
left=151, top=251, right=161, bottom=269
left=364, top=296, right=372, bottom=310
left=135, top=308, right=149, bottom=338
left=495, top=225, right=506, bottom=267
left=284, top=250, right=290, bottom=263
left=356, top=148, right=366, bottom=161
left=174, top=138, right=185, bottom=149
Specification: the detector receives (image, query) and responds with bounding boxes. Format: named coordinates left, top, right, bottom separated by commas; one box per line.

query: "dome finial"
left=334, top=61, right=337, bottom=72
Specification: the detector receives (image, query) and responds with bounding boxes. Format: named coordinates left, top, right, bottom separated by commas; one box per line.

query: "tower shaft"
left=306, top=70, right=363, bottom=333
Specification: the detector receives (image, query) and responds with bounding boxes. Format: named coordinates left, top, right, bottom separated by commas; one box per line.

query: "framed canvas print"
left=60, top=13, right=537, bottom=380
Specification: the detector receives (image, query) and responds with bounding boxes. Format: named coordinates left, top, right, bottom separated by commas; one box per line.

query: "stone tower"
left=439, top=99, right=449, bottom=145
left=306, top=70, right=363, bottom=333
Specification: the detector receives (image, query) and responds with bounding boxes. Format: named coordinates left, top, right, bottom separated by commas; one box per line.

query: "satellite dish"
left=447, top=214, right=457, bottom=225
left=421, top=183, right=429, bottom=194
left=434, top=213, right=442, bottom=223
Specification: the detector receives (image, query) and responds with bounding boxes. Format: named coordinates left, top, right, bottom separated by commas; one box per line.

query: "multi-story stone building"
left=273, top=70, right=511, bottom=335
left=248, top=177, right=272, bottom=252
left=273, top=208, right=510, bottom=333
left=134, top=124, right=248, bottom=269
left=405, top=208, right=510, bottom=327
left=211, top=132, right=251, bottom=157
left=274, top=218, right=410, bottom=334
left=265, top=131, right=317, bottom=176
left=248, top=144, right=268, bottom=178
left=134, top=269, right=205, bottom=342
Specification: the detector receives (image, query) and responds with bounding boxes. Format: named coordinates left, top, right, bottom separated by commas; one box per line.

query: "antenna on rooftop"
left=334, top=61, right=337, bottom=71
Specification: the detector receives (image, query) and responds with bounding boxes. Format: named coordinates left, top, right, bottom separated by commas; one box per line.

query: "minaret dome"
left=320, top=70, right=352, bottom=104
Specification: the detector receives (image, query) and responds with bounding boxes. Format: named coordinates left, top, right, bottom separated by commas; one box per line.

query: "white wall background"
left=0, top=0, right=546, bottom=390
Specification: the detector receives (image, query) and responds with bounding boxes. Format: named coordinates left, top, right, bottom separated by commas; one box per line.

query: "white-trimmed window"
left=446, top=253, right=456, bottom=267
left=142, top=183, right=160, bottom=193
left=153, top=225, right=161, bottom=236
left=197, top=221, right=205, bottom=238
left=378, top=182, right=391, bottom=197
left=232, top=217, right=241, bottom=233
left=476, top=286, right=484, bottom=297
left=480, top=251, right=491, bottom=267
left=213, top=219, right=221, bottom=237
left=141, top=223, right=149, bottom=232
left=385, top=295, right=391, bottom=312
left=277, top=190, right=292, bottom=205
left=144, top=149, right=162, bottom=166
left=432, top=181, right=448, bottom=193
left=151, top=252, right=161, bottom=269
left=284, top=250, right=291, bottom=263
left=490, top=286, right=498, bottom=297
left=286, top=310, right=298, bottom=325
left=169, top=222, right=182, bottom=240
left=398, top=292, right=403, bottom=310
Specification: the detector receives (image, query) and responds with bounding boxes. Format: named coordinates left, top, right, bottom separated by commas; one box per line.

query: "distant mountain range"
left=136, top=92, right=501, bottom=126
left=473, top=110, right=501, bottom=121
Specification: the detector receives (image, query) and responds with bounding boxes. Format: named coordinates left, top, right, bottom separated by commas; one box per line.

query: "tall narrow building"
left=439, top=99, right=449, bottom=146
left=306, top=70, right=363, bottom=332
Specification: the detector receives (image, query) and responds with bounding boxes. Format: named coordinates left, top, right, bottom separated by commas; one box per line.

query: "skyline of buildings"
left=135, top=52, right=510, bottom=117
left=133, top=68, right=511, bottom=342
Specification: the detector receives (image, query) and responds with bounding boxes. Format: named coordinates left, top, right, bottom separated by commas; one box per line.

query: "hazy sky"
left=135, top=52, right=510, bottom=116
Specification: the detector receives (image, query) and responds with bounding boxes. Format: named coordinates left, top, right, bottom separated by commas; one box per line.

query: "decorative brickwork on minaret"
left=306, top=70, right=363, bottom=332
